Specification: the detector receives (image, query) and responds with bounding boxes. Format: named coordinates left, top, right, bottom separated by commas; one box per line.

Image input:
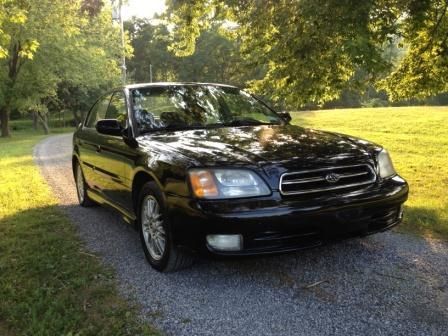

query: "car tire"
left=75, top=161, right=96, bottom=207
left=138, top=182, right=193, bottom=272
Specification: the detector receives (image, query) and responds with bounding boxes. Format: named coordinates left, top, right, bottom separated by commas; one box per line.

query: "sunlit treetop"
left=0, top=0, right=130, bottom=137
left=166, top=0, right=448, bottom=106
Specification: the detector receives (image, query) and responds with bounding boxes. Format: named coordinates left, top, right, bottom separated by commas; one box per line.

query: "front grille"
left=279, top=164, right=376, bottom=196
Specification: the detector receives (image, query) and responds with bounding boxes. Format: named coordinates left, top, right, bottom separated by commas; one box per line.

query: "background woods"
left=1, top=0, right=448, bottom=136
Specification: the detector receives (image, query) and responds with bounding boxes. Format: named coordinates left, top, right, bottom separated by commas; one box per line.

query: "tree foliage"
left=166, top=0, right=448, bottom=107
left=0, top=0, right=124, bottom=136
left=2, top=0, right=447, bottom=137
left=381, top=0, right=448, bottom=100
left=126, top=18, right=256, bottom=87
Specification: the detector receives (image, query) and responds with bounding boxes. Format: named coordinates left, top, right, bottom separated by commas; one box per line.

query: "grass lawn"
left=0, top=129, right=158, bottom=336
left=292, top=106, right=448, bottom=240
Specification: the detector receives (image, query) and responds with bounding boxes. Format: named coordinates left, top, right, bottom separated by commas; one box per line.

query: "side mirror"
left=96, top=119, right=122, bottom=136
left=277, top=111, right=292, bottom=123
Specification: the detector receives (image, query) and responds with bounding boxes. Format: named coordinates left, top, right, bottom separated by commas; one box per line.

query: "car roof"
left=124, top=82, right=239, bottom=90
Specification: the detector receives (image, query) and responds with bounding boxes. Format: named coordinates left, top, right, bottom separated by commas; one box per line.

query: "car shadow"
left=402, top=204, right=446, bottom=238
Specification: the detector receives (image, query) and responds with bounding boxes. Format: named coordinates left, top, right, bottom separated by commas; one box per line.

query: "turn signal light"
left=189, top=170, right=219, bottom=198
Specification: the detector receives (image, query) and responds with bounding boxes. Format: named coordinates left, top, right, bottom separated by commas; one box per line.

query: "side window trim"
left=124, top=88, right=137, bottom=138
left=84, top=98, right=100, bottom=128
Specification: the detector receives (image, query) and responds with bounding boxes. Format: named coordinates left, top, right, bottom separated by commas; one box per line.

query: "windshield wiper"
left=140, top=125, right=204, bottom=133
left=224, top=119, right=276, bottom=127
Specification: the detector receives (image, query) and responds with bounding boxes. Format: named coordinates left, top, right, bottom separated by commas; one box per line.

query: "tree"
left=380, top=0, right=448, bottom=100
left=126, top=19, right=176, bottom=83
left=165, top=0, right=448, bottom=107
left=0, top=0, right=123, bottom=137
left=175, top=27, right=254, bottom=86
left=54, top=2, right=127, bottom=126
left=0, top=0, right=39, bottom=136
left=126, top=18, right=258, bottom=88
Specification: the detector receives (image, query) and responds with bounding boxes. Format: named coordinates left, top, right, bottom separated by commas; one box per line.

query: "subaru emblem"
left=325, top=172, right=340, bottom=183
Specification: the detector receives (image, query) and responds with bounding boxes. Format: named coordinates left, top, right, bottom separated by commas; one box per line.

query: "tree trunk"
left=73, top=109, right=81, bottom=125
left=32, top=111, right=38, bottom=130
left=1, top=106, right=10, bottom=137
left=1, top=42, right=25, bottom=137
left=37, top=111, right=50, bottom=134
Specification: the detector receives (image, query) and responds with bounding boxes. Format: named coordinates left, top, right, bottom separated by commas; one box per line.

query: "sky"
left=122, top=0, right=166, bottom=20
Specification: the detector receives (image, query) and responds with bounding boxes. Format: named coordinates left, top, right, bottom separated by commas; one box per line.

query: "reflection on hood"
left=137, top=125, right=379, bottom=170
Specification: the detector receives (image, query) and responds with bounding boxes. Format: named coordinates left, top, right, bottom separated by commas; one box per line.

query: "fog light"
left=206, top=234, right=243, bottom=251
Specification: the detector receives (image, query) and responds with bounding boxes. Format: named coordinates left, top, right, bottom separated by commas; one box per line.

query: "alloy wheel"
left=141, top=195, right=166, bottom=260
left=76, top=164, right=85, bottom=203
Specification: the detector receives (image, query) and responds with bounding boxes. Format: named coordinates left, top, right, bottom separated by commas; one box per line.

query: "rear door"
left=77, top=94, right=112, bottom=190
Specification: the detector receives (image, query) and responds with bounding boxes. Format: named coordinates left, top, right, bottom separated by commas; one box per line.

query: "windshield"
left=131, top=85, right=282, bottom=133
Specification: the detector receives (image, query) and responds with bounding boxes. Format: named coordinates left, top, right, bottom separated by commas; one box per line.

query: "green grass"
left=1, top=107, right=446, bottom=333
left=291, top=106, right=448, bottom=240
left=0, top=129, right=158, bottom=336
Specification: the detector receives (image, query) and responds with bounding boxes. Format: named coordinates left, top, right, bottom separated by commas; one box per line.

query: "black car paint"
left=73, top=83, right=408, bottom=255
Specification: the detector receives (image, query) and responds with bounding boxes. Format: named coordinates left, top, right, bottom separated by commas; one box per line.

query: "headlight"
left=377, top=149, right=396, bottom=178
left=189, top=169, right=271, bottom=199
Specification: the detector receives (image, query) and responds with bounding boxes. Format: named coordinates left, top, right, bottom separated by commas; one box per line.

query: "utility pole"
left=149, top=63, right=153, bottom=83
left=116, top=0, right=126, bottom=85
left=119, top=0, right=126, bottom=85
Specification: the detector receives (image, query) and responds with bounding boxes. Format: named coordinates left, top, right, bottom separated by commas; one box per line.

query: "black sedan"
left=72, top=82, right=408, bottom=272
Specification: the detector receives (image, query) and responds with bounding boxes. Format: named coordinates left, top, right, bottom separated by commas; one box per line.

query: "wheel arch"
left=131, top=169, right=164, bottom=215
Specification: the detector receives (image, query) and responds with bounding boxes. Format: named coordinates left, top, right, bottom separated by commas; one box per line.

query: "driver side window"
left=106, top=92, right=128, bottom=128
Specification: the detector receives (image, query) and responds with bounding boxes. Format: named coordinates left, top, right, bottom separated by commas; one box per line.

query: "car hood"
left=136, top=125, right=380, bottom=171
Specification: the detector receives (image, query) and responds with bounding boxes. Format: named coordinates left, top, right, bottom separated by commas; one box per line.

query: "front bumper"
left=167, top=175, right=409, bottom=255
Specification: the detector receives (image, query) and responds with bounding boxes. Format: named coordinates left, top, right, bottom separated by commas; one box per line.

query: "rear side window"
left=106, top=92, right=127, bottom=128
left=85, top=94, right=112, bottom=128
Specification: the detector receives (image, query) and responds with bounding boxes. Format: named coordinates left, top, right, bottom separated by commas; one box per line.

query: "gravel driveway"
left=34, top=133, right=448, bottom=336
